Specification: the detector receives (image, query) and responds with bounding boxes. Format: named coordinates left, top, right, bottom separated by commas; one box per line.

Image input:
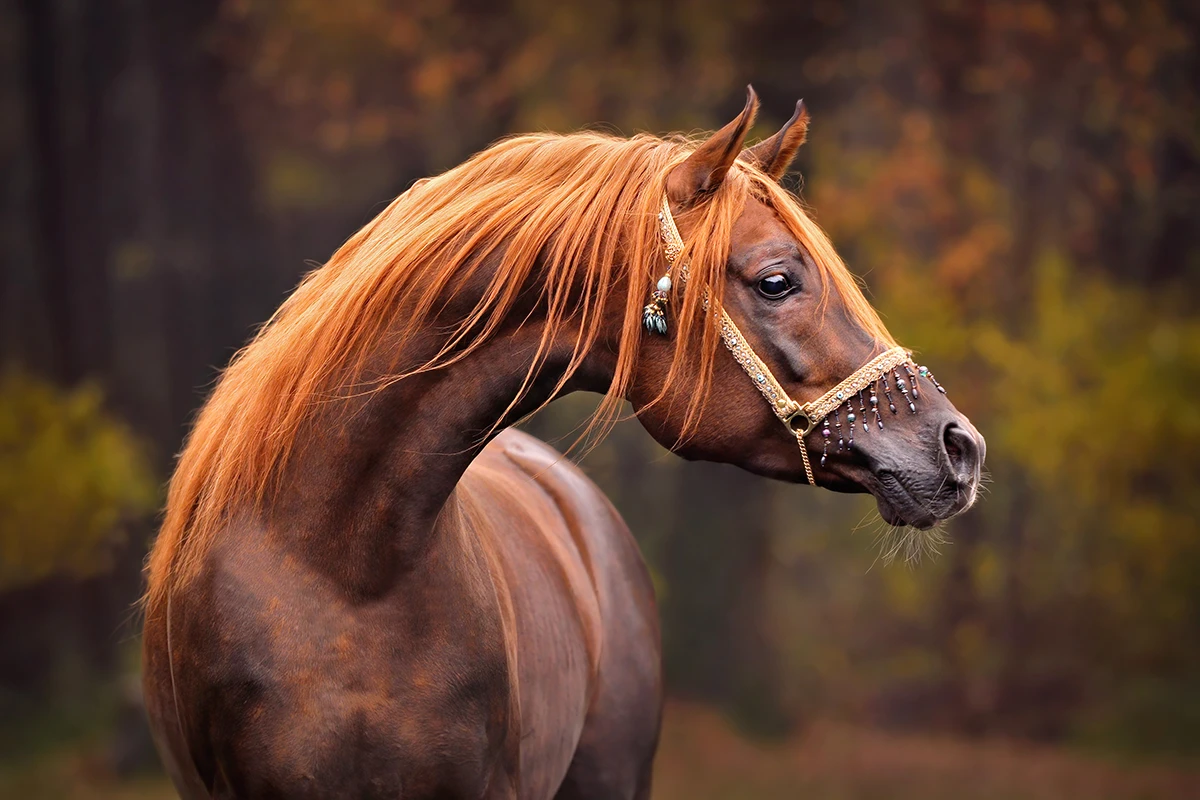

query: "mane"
left=145, top=130, right=896, bottom=606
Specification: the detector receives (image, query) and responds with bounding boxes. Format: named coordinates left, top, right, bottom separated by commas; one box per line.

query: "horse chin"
left=874, top=493, right=937, bottom=530
left=870, top=471, right=941, bottom=530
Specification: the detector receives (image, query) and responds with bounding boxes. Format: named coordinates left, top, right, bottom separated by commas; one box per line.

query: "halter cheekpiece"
left=646, top=195, right=947, bottom=485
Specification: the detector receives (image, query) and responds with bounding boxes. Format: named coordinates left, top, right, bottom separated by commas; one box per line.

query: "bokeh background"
left=2, top=1, right=1199, bottom=797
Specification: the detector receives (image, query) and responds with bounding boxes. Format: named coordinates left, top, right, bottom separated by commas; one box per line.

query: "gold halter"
left=648, top=195, right=943, bottom=485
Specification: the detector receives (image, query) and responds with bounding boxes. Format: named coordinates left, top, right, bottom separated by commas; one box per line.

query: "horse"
left=142, top=87, right=984, bottom=799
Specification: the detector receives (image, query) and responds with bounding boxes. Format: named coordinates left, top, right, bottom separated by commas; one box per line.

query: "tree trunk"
left=19, top=0, right=76, bottom=384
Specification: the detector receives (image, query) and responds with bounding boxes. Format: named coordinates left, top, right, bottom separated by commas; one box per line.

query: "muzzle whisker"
left=866, top=517, right=897, bottom=572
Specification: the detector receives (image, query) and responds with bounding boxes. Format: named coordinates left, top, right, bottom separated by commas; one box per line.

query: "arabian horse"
left=143, top=88, right=984, bottom=798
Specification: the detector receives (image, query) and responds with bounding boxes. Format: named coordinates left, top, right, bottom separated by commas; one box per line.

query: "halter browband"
left=646, top=195, right=946, bottom=485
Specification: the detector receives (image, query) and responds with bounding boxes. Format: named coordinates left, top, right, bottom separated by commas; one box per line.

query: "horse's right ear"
left=666, top=86, right=759, bottom=206
left=740, top=99, right=809, bottom=181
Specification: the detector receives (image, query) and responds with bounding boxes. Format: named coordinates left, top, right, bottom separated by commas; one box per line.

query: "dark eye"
left=757, top=273, right=792, bottom=299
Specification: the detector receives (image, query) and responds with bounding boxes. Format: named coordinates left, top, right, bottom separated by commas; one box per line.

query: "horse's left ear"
left=740, top=99, right=810, bottom=181
left=666, top=86, right=759, bottom=206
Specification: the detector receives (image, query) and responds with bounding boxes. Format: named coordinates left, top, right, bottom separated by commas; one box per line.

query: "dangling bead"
left=858, top=390, right=869, bottom=433
left=904, top=364, right=920, bottom=400
left=882, top=375, right=897, bottom=414
left=846, top=403, right=855, bottom=448
left=820, top=420, right=830, bottom=467
left=923, top=366, right=946, bottom=394
left=833, top=408, right=844, bottom=451
left=869, top=384, right=883, bottom=429
left=643, top=282, right=671, bottom=335
left=894, top=369, right=916, bottom=414
left=643, top=268, right=675, bottom=335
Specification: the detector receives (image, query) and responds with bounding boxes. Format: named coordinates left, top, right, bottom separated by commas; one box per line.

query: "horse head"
left=629, top=88, right=985, bottom=533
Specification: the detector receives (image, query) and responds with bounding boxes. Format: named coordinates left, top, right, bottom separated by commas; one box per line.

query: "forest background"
left=2, top=1, right=1199, bottom=798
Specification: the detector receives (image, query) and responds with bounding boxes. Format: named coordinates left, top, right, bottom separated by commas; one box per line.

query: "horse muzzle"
left=867, top=414, right=985, bottom=530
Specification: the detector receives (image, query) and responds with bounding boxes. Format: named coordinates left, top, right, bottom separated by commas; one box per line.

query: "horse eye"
left=757, top=273, right=792, bottom=299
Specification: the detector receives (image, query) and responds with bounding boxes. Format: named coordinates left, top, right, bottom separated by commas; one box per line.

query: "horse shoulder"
left=478, top=428, right=657, bottom=639
left=147, top=518, right=514, bottom=798
left=461, top=430, right=661, bottom=798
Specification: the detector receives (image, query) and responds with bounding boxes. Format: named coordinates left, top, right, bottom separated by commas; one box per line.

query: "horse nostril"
left=941, top=421, right=979, bottom=481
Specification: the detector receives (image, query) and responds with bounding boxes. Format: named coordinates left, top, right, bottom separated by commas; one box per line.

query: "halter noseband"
left=645, top=195, right=946, bottom=486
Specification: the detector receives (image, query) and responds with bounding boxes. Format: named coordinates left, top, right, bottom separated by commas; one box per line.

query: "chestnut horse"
left=143, top=88, right=983, bottom=799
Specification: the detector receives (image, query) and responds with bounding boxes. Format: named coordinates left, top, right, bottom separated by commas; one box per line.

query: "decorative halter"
left=644, top=195, right=946, bottom=485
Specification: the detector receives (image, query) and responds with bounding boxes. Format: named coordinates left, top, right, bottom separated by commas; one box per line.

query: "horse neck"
left=267, top=317, right=616, bottom=599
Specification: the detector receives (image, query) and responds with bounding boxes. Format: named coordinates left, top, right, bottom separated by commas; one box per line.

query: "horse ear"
left=666, top=86, right=760, bottom=205
left=740, top=99, right=810, bottom=181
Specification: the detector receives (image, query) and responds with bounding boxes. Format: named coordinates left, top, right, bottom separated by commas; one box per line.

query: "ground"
left=3, top=701, right=1197, bottom=800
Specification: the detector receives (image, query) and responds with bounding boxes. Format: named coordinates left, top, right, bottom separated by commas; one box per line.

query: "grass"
left=2, top=701, right=1197, bottom=799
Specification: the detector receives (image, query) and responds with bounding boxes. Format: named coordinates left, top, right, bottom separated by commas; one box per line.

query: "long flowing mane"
left=146, top=130, right=896, bottom=605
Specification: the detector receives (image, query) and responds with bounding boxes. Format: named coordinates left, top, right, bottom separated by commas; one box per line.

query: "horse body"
left=144, top=429, right=659, bottom=799
left=144, top=89, right=984, bottom=799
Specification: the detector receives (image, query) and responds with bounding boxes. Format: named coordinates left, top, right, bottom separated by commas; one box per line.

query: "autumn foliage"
left=2, top=0, right=1199, bottom=789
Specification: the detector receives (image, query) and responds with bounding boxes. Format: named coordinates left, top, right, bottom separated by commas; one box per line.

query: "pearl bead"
left=656, top=275, right=672, bottom=292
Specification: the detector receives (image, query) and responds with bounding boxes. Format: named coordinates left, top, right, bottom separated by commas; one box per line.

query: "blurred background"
left=2, top=0, right=1199, bottom=797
